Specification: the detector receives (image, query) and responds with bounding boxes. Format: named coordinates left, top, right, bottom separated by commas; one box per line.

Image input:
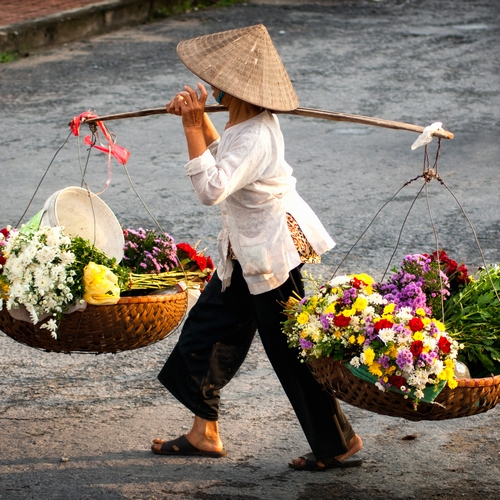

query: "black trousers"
left=158, top=261, right=355, bottom=461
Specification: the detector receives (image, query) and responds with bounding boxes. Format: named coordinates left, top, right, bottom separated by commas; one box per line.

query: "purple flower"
left=378, top=355, right=391, bottom=369
left=299, top=338, right=314, bottom=349
left=319, top=313, right=332, bottom=330
left=396, top=349, right=413, bottom=370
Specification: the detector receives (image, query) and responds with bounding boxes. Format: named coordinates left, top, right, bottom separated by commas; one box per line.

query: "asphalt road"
left=0, top=1, right=499, bottom=499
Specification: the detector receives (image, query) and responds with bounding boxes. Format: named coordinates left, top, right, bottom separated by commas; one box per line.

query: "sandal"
left=288, top=451, right=362, bottom=471
left=151, top=435, right=227, bottom=458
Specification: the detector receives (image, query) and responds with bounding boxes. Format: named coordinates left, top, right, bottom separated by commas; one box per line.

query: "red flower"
left=374, top=318, right=394, bottom=332
left=456, top=264, right=470, bottom=285
left=177, top=242, right=197, bottom=259
left=334, top=314, right=351, bottom=327
left=389, top=375, right=406, bottom=389
left=437, top=336, right=452, bottom=354
left=410, top=340, right=424, bottom=358
left=408, top=317, right=424, bottom=332
left=207, top=256, right=215, bottom=270
left=195, top=254, right=207, bottom=272
left=350, top=277, right=366, bottom=289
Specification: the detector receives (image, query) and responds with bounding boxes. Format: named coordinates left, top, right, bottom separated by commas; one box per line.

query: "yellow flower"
left=353, top=296, right=368, bottom=312
left=383, top=303, right=396, bottom=315
left=437, top=365, right=455, bottom=382
left=433, top=319, right=446, bottom=332
left=324, top=303, right=336, bottom=314
left=363, top=347, right=375, bottom=365
left=357, top=334, right=365, bottom=345
left=387, top=344, right=398, bottom=358
left=413, top=331, right=424, bottom=341
left=415, top=308, right=426, bottom=316
left=351, top=273, right=375, bottom=285
left=447, top=378, right=458, bottom=389
left=83, top=262, right=120, bottom=305
left=386, top=365, right=396, bottom=375
left=422, top=317, right=431, bottom=326
left=343, top=307, right=356, bottom=317
left=297, top=312, right=309, bottom=325
left=348, top=335, right=356, bottom=344
left=310, top=296, right=318, bottom=310
left=368, top=361, right=383, bottom=377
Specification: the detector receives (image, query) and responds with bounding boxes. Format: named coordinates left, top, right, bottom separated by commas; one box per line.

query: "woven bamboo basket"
left=0, top=290, right=188, bottom=354
left=309, top=357, right=500, bottom=421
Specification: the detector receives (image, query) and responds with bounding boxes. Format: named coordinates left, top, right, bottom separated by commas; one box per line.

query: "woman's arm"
left=166, top=83, right=220, bottom=159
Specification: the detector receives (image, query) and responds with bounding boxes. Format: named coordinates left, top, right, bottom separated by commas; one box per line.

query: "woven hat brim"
left=177, top=24, right=299, bottom=112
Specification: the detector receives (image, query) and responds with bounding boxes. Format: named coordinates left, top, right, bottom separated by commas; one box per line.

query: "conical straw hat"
left=177, top=24, right=299, bottom=111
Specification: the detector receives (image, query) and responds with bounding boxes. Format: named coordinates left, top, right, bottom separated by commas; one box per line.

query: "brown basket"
left=309, top=357, right=500, bottom=421
left=0, top=290, right=188, bottom=354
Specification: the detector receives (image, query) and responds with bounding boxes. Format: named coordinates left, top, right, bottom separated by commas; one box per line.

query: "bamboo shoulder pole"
left=84, top=104, right=454, bottom=140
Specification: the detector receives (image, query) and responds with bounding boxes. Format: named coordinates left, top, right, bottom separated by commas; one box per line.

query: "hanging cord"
left=119, top=161, right=190, bottom=280
left=120, top=161, right=165, bottom=234
left=79, top=124, right=96, bottom=188
left=15, top=131, right=73, bottom=229
left=332, top=139, right=500, bottom=304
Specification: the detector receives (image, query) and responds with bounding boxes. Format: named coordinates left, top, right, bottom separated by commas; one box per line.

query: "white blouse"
left=184, top=110, right=335, bottom=295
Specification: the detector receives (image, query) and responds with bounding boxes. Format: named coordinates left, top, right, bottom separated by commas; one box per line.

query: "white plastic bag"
left=411, top=122, right=443, bottom=150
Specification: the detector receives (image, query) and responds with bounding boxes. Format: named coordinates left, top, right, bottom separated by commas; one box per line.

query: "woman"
left=151, top=24, right=362, bottom=471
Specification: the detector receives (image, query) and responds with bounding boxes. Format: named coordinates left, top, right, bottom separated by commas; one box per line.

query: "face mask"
left=216, top=91, right=226, bottom=104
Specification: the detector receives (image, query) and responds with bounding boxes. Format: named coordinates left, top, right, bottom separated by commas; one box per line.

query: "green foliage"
left=445, top=265, right=500, bottom=375
left=0, top=52, right=18, bottom=63
left=69, top=236, right=130, bottom=298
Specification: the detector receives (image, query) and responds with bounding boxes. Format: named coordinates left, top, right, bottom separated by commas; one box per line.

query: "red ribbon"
left=69, top=111, right=130, bottom=165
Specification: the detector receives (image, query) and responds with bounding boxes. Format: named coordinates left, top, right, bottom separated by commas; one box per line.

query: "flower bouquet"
left=284, top=270, right=458, bottom=405
left=283, top=254, right=461, bottom=408
left=0, top=224, right=128, bottom=337
left=122, top=228, right=215, bottom=293
left=0, top=222, right=215, bottom=341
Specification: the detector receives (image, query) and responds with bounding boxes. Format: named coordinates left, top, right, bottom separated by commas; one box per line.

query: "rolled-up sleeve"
left=184, top=127, right=270, bottom=206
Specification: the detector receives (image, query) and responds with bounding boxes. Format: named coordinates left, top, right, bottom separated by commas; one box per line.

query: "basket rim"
left=309, top=357, right=500, bottom=388
left=456, top=374, right=500, bottom=387
left=117, top=290, right=187, bottom=305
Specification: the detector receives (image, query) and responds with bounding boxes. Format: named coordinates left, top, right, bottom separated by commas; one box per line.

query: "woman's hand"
left=166, top=83, right=208, bottom=130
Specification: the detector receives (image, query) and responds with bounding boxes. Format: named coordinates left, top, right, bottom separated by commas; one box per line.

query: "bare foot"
left=291, top=434, right=363, bottom=469
left=151, top=416, right=225, bottom=454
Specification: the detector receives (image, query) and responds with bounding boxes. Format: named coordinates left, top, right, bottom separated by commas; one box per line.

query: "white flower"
left=329, top=275, right=350, bottom=287
left=326, top=293, right=339, bottom=304
left=423, top=336, right=437, bottom=351
left=367, top=293, right=386, bottom=305
left=395, top=307, right=413, bottom=322
left=1, top=225, right=78, bottom=335
left=350, top=356, right=361, bottom=368
left=361, top=305, right=375, bottom=317
left=378, top=327, right=395, bottom=344
left=375, top=382, right=385, bottom=392
left=40, top=318, right=58, bottom=338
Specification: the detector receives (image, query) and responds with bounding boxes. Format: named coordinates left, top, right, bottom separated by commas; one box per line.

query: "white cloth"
left=184, top=110, right=335, bottom=294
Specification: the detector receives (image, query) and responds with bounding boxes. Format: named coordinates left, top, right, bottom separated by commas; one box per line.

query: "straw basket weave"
left=309, top=357, right=500, bottom=421
left=0, top=290, right=188, bottom=354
